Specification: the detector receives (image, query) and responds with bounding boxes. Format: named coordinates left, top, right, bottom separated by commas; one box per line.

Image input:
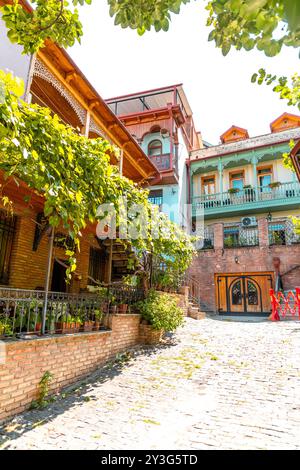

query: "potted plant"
left=110, top=296, right=117, bottom=314
left=228, top=187, right=240, bottom=194
left=82, top=318, right=95, bottom=332
left=269, top=181, right=281, bottom=189
left=56, top=314, right=82, bottom=334
left=118, top=302, right=128, bottom=314
left=135, top=290, right=184, bottom=345
left=0, top=318, right=13, bottom=338
left=94, top=309, right=103, bottom=330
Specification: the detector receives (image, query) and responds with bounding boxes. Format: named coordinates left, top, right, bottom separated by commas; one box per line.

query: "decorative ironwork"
left=195, top=225, right=214, bottom=250
left=0, top=285, right=144, bottom=338
left=33, top=59, right=86, bottom=125
left=270, top=288, right=300, bottom=321
left=268, top=219, right=300, bottom=246
left=0, top=211, right=16, bottom=284
left=223, top=223, right=259, bottom=248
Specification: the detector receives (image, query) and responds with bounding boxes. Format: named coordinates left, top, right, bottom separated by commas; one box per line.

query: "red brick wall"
left=0, top=314, right=140, bottom=423
left=1, top=205, right=101, bottom=293
left=190, top=219, right=300, bottom=312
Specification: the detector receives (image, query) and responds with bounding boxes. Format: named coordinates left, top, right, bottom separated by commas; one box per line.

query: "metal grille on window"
left=197, top=225, right=214, bottom=250
left=269, top=219, right=300, bottom=246
left=88, top=248, right=104, bottom=285
left=224, top=224, right=259, bottom=248
left=0, top=211, right=16, bottom=284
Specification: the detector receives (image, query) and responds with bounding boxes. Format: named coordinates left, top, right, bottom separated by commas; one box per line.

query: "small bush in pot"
left=136, top=290, right=184, bottom=333
left=94, top=309, right=103, bottom=330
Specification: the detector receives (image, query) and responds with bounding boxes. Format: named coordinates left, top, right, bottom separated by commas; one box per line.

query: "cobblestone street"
left=1, top=317, right=300, bottom=450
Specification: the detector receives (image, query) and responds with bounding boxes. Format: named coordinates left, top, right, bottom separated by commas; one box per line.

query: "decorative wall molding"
left=192, top=127, right=300, bottom=160
left=33, top=58, right=86, bottom=125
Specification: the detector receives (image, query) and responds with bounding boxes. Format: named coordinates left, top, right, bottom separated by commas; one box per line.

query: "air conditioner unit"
left=241, top=216, right=257, bottom=228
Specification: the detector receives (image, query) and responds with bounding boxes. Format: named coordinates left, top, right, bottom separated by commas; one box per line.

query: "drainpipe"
left=42, top=227, right=55, bottom=335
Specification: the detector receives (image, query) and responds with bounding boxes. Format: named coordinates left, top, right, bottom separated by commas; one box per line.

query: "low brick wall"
left=0, top=314, right=140, bottom=423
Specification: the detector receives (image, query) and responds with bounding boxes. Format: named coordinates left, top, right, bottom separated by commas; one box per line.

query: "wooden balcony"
left=192, top=181, right=300, bottom=218
left=149, top=153, right=172, bottom=172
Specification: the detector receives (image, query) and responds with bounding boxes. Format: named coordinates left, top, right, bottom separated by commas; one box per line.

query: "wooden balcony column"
left=218, top=159, right=223, bottom=194
left=251, top=154, right=258, bottom=191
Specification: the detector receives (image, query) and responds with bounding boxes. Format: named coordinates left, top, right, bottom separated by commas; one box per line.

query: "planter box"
left=55, top=322, right=81, bottom=334
left=139, top=324, right=164, bottom=345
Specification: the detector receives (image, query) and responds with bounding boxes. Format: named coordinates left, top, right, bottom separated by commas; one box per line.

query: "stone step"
left=188, top=311, right=206, bottom=320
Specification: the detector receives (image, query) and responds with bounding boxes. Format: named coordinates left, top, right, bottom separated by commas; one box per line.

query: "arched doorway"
left=216, top=273, right=273, bottom=315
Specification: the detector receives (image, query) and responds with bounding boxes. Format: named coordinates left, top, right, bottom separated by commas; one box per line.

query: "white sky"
left=69, top=1, right=299, bottom=144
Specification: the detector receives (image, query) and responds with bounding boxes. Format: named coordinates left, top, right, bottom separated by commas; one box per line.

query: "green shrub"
left=136, top=290, right=184, bottom=332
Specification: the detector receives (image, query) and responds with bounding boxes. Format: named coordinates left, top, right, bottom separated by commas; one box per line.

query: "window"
left=88, top=247, right=104, bottom=285
left=224, top=226, right=239, bottom=248
left=247, top=281, right=258, bottom=305
left=148, top=189, right=163, bottom=207
left=232, top=280, right=243, bottom=305
left=258, top=167, right=272, bottom=190
left=148, top=139, right=162, bottom=157
left=202, top=176, right=216, bottom=195
left=0, top=211, right=16, bottom=284
left=230, top=171, right=244, bottom=190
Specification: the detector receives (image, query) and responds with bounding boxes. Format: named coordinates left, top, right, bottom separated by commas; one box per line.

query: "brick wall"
left=2, top=205, right=100, bottom=293
left=0, top=314, right=140, bottom=423
left=190, top=220, right=300, bottom=312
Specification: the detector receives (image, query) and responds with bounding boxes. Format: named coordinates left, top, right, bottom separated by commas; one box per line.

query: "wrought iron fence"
left=195, top=225, right=214, bottom=250
left=223, top=224, right=259, bottom=248
left=269, top=219, right=300, bottom=246
left=0, top=285, right=144, bottom=339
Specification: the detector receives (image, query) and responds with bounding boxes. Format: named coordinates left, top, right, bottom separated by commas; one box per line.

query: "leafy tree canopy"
left=0, top=70, right=148, bottom=275
left=1, top=1, right=300, bottom=55
left=0, top=71, right=196, bottom=280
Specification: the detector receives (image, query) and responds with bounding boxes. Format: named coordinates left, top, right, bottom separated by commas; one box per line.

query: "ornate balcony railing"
left=149, top=153, right=171, bottom=171
left=192, top=181, right=300, bottom=216
left=0, top=285, right=144, bottom=339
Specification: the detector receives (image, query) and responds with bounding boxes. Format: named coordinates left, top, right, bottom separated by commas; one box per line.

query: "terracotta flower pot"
left=94, top=321, right=101, bottom=331
left=55, top=322, right=81, bottom=334
left=118, top=304, right=128, bottom=314
left=82, top=321, right=95, bottom=332
left=35, top=322, right=42, bottom=335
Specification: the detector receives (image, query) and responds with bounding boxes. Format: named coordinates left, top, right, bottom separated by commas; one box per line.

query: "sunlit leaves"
left=253, top=69, right=300, bottom=110
left=206, top=0, right=299, bottom=57
left=0, top=71, right=148, bottom=276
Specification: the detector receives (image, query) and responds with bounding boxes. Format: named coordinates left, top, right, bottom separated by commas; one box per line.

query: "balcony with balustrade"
left=192, top=181, right=300, bottom=218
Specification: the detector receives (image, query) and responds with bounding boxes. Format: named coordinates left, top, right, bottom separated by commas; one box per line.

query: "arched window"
left=247, top=280, right=258, bottom=305
left=148, top=139, right=162, bottom=157
left=231, top=280, right=242, bottom=305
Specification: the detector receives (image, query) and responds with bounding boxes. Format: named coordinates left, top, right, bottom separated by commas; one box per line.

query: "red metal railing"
left=270, top=288, right=300, bottom=321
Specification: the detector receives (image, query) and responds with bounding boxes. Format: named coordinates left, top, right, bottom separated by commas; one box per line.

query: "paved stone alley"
left=1, top=317, right=300, bottom=450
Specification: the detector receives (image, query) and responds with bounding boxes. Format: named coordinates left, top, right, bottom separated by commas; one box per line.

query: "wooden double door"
left=216, top=273, right=273, bottom=315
